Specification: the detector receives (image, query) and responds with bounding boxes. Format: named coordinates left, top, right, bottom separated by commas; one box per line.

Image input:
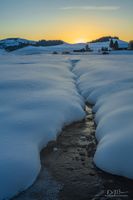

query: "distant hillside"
left=90, top=36, right=119, bottom=43
left=0, top=38, right=36, bottom=51
left=89, top=39, right=128, bottom=51
left=0, top=38, right=64, bottom=51
left=0, top=36, right=129, bottom=52
left=12, top=39, right=129, bottom=55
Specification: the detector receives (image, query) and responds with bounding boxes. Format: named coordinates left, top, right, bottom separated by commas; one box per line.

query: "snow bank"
left=74, top=54, right=133, bottom=179
left=0, top=54, right=85, bottom=199
left=110, top=50, right=133, bottom=55
left=0, top=48, right=7, bottom=55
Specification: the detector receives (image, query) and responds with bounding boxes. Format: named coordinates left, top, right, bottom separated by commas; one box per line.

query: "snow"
left=1, top=50, right=133, bottom=199
left=73, top=54, right=133, bottom=179
left=0, top=38, right=36, bottom=48
left=0, top=38, right=128, bottom=54
left=112, top=39, right=128, bottom=48
left=0, top=54, right=85, bottom=199
left=89, top=41, right=110, bottom=51
left=13, top=39, right=129, bottom=55
left=13, top=43, right=86, bottom=54
left=89, top=39, right=128, bottom=51
left=0, top=48, right=6, bottom=55
left=110, top=50, right=133, bottom=55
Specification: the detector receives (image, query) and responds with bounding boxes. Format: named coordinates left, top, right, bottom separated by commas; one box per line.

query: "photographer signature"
left=105, top=189, right=128, bottom=197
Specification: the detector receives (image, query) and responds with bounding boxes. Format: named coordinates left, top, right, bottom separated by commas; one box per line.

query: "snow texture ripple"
left=73, top=54, right=133, bottom=179
left=0, top=54, right=85, bottom=199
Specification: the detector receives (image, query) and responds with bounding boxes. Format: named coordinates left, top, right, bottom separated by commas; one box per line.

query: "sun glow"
left=74, top=38, right=87, bottom=44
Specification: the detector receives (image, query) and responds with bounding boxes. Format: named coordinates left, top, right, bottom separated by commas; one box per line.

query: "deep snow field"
left=73, top=54, right=133, bottom=178
left=0, top=51, right=133, bottom=199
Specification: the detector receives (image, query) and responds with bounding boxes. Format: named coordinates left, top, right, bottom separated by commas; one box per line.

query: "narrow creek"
left=13, top=104, right=102, bottom=200
left=12, top=59, right=133, bottom=200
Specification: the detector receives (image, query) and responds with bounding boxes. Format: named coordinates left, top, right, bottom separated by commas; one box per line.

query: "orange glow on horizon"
left=0, top=14, right=132, bottom=43
left=0, top=1, right=133, bottom=43
left=0, top=13, right=132, bottom=43
left=0, top=32, right=131, bottom=43
left=0, top=20, right=132, bottom=43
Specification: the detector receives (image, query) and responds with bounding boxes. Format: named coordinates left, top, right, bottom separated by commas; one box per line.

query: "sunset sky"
left=0, top=0, right=133, bottom=43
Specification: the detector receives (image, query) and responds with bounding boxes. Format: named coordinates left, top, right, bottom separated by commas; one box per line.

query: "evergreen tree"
left=85, top=44, right=90, bottom=51
left=109, top=39, right=114, bottom=49
left=129, top=41, right=133, bottom=50
left=113, top=40, right=119, bottom=50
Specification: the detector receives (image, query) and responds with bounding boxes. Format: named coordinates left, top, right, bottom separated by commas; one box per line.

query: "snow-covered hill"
left=0, top=48, right=6, bottom=55
left=0, top=38, right=36, bottom=48
left=13, top=43, right=86, bottom=54
left=13, top=40, right=129, bottom=55
left=0, top=37, right=129, bottom=53
left=89, top=39, right=128, bottom=51
left=113, top=39, right=128, bottom=48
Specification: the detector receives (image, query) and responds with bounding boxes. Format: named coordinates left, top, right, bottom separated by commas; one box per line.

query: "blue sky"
left=0, top=0, right=133, bottom=42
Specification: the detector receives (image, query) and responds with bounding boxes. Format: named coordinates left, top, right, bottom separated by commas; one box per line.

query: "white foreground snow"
left=0, top=51, right=133, bottom=199
left=0, top=54, right=85, bottom=199
left=73, top=54, right=133, bottom=179
left=0, top=48, right=7, bottom=55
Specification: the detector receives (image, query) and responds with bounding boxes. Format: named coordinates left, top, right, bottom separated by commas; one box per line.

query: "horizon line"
left=0, top=36, right=130, bottom=43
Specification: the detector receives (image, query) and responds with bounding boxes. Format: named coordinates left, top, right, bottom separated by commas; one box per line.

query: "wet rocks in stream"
left=13, top=105, right=133, bottom=200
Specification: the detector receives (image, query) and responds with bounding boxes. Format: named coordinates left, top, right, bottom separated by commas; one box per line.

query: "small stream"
left=12, top=59, right=133, bottom=200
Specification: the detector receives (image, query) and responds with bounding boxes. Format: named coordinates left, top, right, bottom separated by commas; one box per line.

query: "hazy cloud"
left=60, top=6, right=120, bottom=11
